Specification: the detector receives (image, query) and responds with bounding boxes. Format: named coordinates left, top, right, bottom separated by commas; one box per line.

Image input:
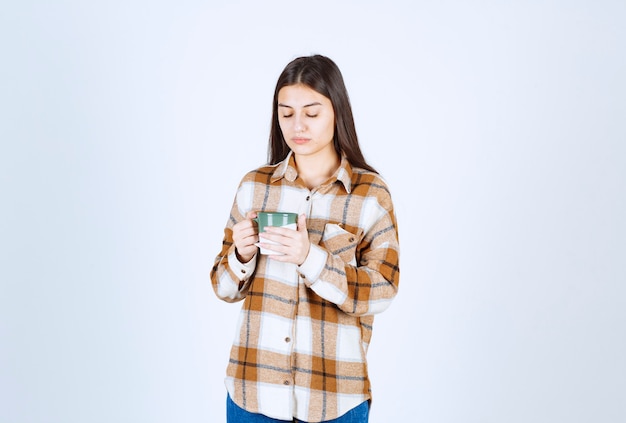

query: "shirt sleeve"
left=210, top=180, right=258, bottom=303
left=297, top=183, right=400, bottom=316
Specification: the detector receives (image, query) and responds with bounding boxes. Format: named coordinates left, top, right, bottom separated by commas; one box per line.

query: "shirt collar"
left=271, top=151, right=353, bottom=193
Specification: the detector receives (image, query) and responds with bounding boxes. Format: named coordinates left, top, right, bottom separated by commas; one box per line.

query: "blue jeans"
left=226, top=394, right=369, bottom=423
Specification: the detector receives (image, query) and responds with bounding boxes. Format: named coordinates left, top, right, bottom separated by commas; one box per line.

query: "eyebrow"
left=277, top=102, right=322, bottom=109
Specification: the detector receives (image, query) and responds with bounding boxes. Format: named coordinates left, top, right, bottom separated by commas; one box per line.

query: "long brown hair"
left=268, top=55, right=377, bottom=173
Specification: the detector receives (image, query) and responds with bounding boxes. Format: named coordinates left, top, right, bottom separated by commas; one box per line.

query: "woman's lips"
left=292, top=137, right=310, bottom=145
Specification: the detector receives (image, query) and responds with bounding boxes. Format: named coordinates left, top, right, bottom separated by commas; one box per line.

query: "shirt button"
left=283, top=380, right=290, bottom=386
left=240, top=269, right=246, bottom=274
left=305, top=195, right=310, bottom=201
left=285, top=337, right=291, bottom=343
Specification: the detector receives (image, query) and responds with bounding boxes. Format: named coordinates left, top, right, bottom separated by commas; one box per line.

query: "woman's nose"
left=294, top=115, right=305, bottom=132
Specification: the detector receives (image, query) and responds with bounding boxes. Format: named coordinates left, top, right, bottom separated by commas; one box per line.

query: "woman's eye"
left=306, top=114, right=318, bottom=118
left=282, top=114, right=293, bottom=118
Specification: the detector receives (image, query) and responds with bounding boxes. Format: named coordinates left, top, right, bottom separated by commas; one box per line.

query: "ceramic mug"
left=254, top=212, right=298, bottom=255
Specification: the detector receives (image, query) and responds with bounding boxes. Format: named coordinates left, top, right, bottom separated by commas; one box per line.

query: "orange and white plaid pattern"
left=211, top=152, right=400, bottom=422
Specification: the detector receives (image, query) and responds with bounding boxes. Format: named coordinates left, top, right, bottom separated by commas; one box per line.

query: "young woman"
left=210, top=55, right=400, bottom=423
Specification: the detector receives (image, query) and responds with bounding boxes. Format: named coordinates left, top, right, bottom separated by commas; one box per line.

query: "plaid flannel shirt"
left=210, top=152, right=400, bottom=422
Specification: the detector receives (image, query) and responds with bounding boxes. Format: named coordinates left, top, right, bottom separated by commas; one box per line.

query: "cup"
left=254, top=211, right=298, bottom=255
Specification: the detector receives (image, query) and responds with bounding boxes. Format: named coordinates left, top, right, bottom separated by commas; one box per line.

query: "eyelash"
left=282, top=114, right=318, bottom=118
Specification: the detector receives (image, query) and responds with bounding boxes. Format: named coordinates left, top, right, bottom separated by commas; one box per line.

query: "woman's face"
left=277, top=84, right=336, bottom=160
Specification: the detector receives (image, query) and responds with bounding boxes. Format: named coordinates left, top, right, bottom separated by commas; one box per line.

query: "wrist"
left=297, top=242, right=312, bottom=266
left=236, top=249, right=254, bottom=264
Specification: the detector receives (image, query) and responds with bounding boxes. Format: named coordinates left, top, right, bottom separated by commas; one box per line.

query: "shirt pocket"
left=320, top=223, right=361, bottom=266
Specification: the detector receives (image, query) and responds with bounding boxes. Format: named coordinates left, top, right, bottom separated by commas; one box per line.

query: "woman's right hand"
left=232, top=211, right=259, bottom=263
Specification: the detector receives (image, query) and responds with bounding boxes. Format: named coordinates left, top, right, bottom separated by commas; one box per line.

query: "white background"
left=1, top=1, right=625, bottom=422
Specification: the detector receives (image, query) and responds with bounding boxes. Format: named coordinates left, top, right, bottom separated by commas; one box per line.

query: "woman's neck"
left=294, top=152, right=341, bottom=190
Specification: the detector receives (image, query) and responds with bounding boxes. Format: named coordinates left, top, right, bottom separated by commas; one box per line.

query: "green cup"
left=254, top=211, right=298, bottom=255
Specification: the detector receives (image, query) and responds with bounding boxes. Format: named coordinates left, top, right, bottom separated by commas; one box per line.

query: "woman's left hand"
left=258, top=214, right=310, bottom=265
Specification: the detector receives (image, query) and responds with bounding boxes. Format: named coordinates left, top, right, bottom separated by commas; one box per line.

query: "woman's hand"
left=258, top=214, right=311, bottom=265
left=232, top=211, right=259, bottom=263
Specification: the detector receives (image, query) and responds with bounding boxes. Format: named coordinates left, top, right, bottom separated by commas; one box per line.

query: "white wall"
left=1, top=1, right=624, bottom=422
